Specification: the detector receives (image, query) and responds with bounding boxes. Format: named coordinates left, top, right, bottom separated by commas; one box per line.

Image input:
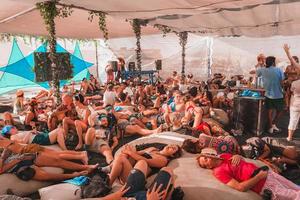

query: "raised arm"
left=284, top=44, right=300, bottom=68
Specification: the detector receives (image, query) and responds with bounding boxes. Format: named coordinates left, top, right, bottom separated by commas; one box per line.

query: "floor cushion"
left=117, top=132, right=263, bottom=200
left=39, top=183, right=81, bottom=200
left=0, top=167, right=63, bottom=197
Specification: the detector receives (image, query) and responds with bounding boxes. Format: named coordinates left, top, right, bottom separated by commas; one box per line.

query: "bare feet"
left=73, top=170, right=89, bottom=177
left=86, top=163, right=99, bottom=173
left=154, top=125, right=163, bottom=134
left=82, top=151, right=89, bottom=165
left=75, top=143, right=83, bottom=151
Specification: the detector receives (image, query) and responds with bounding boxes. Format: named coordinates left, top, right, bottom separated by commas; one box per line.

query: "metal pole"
left=94, top=40, right=100, bottom=78
left=207, top=37, right=213, bottom=79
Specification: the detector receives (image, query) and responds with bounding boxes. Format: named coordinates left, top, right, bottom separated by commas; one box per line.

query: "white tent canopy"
left=1, top=0, right=300, bottom=87
left=1, top=0, right=300, bottom=39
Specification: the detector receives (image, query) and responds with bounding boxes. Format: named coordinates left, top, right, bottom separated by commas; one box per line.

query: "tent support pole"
left=0, top=7, right=36, bottom=24
left=94, top=40, right=100, bottom=79
left=207, top=37, right=213, bottom=79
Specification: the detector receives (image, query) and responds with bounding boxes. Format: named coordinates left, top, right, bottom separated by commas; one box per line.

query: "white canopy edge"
left=1, top=0, right=300, bottom=39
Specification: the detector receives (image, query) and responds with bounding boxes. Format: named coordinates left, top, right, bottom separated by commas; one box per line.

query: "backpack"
left=244, top=137, right=265, bottom=159
left=106, top=113, right=118, bottom=147
left=80, top=170, right=111, bottom=198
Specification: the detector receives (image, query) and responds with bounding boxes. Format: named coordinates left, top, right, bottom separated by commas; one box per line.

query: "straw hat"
left=197, top=148, right=222, bottom=160
left=16, top=90, right=24, bottom=97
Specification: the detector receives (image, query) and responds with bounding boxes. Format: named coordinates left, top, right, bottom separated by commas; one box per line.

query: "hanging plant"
left=177, top=31, right=188, bottom=76
left=129, top=19, right=148, bottom=71
left=0, top=33, right=12, bottom=42
left=153, top=24, right=172, bottom=37
left=88, top=11, right=109, bottom=41
left=36, top=1, right=73, bottom=104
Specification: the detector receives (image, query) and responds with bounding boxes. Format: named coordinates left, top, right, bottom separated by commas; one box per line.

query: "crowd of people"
left=0, top=45, right=299, bottom=200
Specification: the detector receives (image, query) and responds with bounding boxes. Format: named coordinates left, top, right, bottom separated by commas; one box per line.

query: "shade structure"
left=1, top=0, right=300, bottom=39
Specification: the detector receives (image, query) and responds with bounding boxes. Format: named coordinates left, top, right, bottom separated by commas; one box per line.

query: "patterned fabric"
left=0, top=195, right=31, bottom=200
left=261, top=170, right=300, bottom=200
left=198, top=134, right=239, bottom=154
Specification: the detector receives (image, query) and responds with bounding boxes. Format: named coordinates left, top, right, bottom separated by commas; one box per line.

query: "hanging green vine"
left=88, top=11, right=108, bottom=41
left=153, top=24, right=172, bottom=37
left=177, top=31, right=188, bottom=76
left=0, top=33, right=92, bottom=47
left=129, top=19, right=148, bottom=72
left=0, top=33, right=13, bottom=42
left=36, top=1, right=72, bottom=104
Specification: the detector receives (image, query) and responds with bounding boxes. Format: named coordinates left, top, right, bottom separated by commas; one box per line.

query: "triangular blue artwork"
left=0, top=40, right=93, bottom=95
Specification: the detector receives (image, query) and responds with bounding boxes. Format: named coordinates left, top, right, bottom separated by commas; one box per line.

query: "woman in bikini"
left=108, top=144, right=182, bottom=186
left=63, top=94, right=90, bottom=150
left=73, top=94, right=90, bottom=150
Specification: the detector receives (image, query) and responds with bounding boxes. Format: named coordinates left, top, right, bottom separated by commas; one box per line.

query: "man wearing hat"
left=197, top=148, right=299, bottom=199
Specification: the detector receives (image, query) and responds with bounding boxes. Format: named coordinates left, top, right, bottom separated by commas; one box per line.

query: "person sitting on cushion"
left=80, top=78, right=94, bottom=95
left=63, top=94, right=90, bottom=150
left=24, top=98, right=39, bottom=126
left=107, top=143, right=182, bottom=187
left=164, top=91, right=186, bottom=127
left=13, top=90, right=26, bottom=115
left=182, top=134, right=240, bottom=155
left=115, top=92, right=132, bottom=106
left=85, top=112, right=118, bottom=165
left=89, top=74, right=101, bottom=91
left=197, top=148, right=300, bottom=200
left=0, top=148, right=88, bottom=182
left=48, top=94, right=78, bottom=131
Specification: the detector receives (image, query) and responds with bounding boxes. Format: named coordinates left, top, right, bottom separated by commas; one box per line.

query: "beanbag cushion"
left=0, top=167, right=63, bottom=197
left=39, top=183, right=81, bottom=200
left=117, top=132, right=263, bottom=200
left=0, top=144, right=64, bottom=197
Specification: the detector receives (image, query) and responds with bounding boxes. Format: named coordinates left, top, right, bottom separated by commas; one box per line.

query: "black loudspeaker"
left=110, top=61, right=118, bottom=72
left=128, top=62, right=135, bottom=71
left=155, top=59, right=162, bottom=70
left=233, top=97, right=267, bottom=135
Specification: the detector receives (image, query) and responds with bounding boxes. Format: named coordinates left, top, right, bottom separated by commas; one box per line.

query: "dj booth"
left=121, top=70, right=158, bottom=83
left=233, top=96, right=267, bottom=136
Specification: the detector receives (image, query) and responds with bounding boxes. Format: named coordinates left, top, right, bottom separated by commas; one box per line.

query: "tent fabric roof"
left=1, top=0, right=300, bottom=39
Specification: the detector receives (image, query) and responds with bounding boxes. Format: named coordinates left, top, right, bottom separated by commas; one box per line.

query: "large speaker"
left=110, top=61, right=118, bottom=72
left=155, top=59, right=162, bottom=70
left=34, top=52, right=73, bottom=82
left=128, top=62, right=135, bottom=71
left=233, top=97, right=267, bottom=136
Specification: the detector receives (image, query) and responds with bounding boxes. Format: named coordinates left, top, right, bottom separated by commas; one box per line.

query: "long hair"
left=135, top=142, right=167, bottom=151
left=135, top=143, right=182, bottom=159
left=74, top=93, right=84, bottom=104
left=182, top=139, right=201, bottom=154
